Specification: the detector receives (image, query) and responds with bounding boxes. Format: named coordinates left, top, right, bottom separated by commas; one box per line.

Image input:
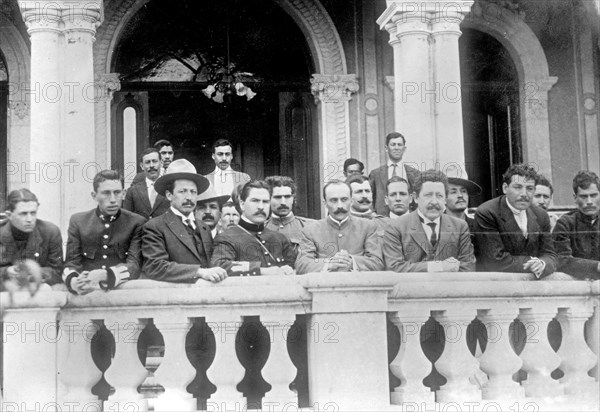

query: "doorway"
left=0, top=54, right=7, bottom=210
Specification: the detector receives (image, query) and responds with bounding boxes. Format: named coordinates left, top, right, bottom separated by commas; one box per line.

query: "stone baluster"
left=585, top=303, right=599, bottom=381
left=518, top=306, right=563, bottom=397
left=205, top=315, right=246, bottom=411
left=556, top=306, right=598, bottom=396
left=153, top=314, right=196, bottom=411
left=433, top=309, right=482, bottom=402
left=388, top=312, right=435, bottom=405
left=103, top=316, right=149, bottom=411
left=478, top=308, right=525, bottom=400
left=56, top=314, right=103, bottom=410
left=261, top=313, right=298, bottom=407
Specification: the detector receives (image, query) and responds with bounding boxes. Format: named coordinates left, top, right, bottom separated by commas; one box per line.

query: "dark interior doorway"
left=0, top=53, right=7, bottom=211
left=460, top=28, right=521, bottom=204
left=112, top=0, right=320, bottom=218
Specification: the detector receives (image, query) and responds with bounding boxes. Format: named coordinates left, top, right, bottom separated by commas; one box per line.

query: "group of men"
left=1, top=133, right=600, bottom=297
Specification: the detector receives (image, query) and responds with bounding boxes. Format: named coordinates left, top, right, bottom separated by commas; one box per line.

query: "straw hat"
left=154, top=159, right=210, bottom=196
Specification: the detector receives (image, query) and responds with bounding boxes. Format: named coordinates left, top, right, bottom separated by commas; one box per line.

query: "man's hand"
left=327, top=250, right=353, bottom=272
left=196, top=267, right=228, bottom=283
left=441, top=257, right=460, bottom=272
left=523, top=257, right=545, bottom=278
left=86, top=269, right=108, bottom=286
left=71, top=273, right=96, bottom=295
left=261, top=265, right=295, bottom=276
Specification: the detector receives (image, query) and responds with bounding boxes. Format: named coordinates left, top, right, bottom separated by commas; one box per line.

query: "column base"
left=391, top=387, right=435, bottom=405
left=561, top=378, right=599, bottom=397
left=482, top=381, right=525, bottom=400
left=522, top=377, right=563, bottom=398
left=437, top=385, right=482, bottom=403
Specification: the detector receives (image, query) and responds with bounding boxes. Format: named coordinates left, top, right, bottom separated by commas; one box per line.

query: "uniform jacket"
left=296, top=216, right=384, bottom=274
left=142, top=209, right=214, bottom=283
left=123, top=178, right=170, bottom=220
left=265, top=213, right=314, bottom=248
left=0, top=219, right=63, bottom=286
left=383, top=211, right=475, bottom=272
left=350, top=210, right=390, bottom=231
left=211, top=220, right=297, bottom=276
left=64, top=208, right=146, bottom=280
left=552, top=210, right=600, bottom=279
left=474, top=196, right=557, bottom=276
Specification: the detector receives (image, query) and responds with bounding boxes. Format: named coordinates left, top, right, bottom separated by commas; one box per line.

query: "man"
left=296, top=180, right=384, bottom=274
left=204, top=139, right=251, bottom=198
left=533, top=174, right=558, bottom=230
left=383, top=170, right=475, bottom=272
left=474, top=164, right=557, bottom=278
left=217, top=201, right=240, bottom=233
left=131, top=139, right=175, bottom=185
left=346, top=174, right=388, bottom=230
left=64, top=170, right=147, bottom=294
left=194, top=185, right=229, bottom=238
left=0, top=189, right=63, bottom=289
left=552, top=170, right=600, bottom=279
left=123, top=147, right=170, bottom=219
left=384, top=176, right=411, bottom=218
left=211, top=180, right=296, bottom=276
left=369, top=132, right=407, bottom=215
left=265, top=176, right=313, bottom=250
left=445, top=176, right=482, bottom=234
left=142, top=159, right=227, bottom=283
left=343, top=158, right=364, bottom=178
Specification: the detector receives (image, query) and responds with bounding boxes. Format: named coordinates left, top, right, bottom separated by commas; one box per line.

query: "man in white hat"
left=194, top=185, right=230, bottom=238
left=142, top=159, right=227, bottom=283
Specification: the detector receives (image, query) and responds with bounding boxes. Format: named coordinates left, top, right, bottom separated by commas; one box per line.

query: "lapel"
left=407, top=212, right=430, bottom=254
left=378, top=164, right=388, bottom=190
left=499, top=196, right=526, bottom=246
left=151, top=193, right=168, bottom=214
left=137, top=180, right=152, bottom=212
left=165, top=210, right=201, bottom=260
left=524, top=207, right=540, bottom=248
left=436, top=215, right=453, bottom=251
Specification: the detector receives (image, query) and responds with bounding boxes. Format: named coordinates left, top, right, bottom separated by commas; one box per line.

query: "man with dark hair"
left=142, top=159, right=227, bottom=283
left=445, top=175, right=482, bottom=234
left=533, top=174, right=558, bottom=230
left=204, top=138, right=251, bottom=198
left=384, top=176, right=411, bottom=218
left=296, top=180, right=383, bottom=274
left=552, top=170, right=600, bottom=279
left=64, top=170, right=147, bottom=294
left=131, top=139, right=175, bottom=185
left=1, top=188, right=63, bottom=289
left=343, top=158, right=364, bottom=177
left=211, top=180, right=296, bottom=276
left=265, top=175, right=313, bottom=251
left=474, top=163, right=557, bottom=278
left=368, top=132, right=407, bottom=215
left=383, top=170, right=475, bottom=272
left=217, top=201, right=240, bottom=233
left=123, top=147, right=170, bottom=219
left=194, top=185, right=229, bottom=238
left=346, top=174, right=388, bottom=229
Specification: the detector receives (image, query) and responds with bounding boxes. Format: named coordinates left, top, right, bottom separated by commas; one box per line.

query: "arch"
left=461, top=0, right=557, bottom=178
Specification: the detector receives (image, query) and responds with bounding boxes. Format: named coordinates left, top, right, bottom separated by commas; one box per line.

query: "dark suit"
left=64, top=208, right=146, bottom=282
left=123, top=179, right=170, bottom=220
left=383, top=211, right=475, bottom=272
left=368, top=164, right=390, bottom=216
left=142, top=209, right=214, bottom=283
left=474, top=196, right=557, bottom=276
left=552, top=210, right=600, bottom=279
left=0, top=219, right=63, bottom=286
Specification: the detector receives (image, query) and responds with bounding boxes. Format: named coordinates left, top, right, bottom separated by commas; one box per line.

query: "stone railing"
left=1, top=273, right=599, bottom=412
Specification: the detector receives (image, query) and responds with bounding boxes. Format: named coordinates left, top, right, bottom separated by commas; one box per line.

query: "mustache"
left=277, top=205, right=290, bottom=210
left=427, top=204, right=443, bottom=211
left=182, top=201, right=195, bottom=207
left=334, top=208, right=348, bottom=214
left=358, top=198, right=371, bottom=204
left=201, top=214, right=214, bottom=220
left=148, top=167, right=158, bottom=172
left=254, top=211, right=267, bottom=217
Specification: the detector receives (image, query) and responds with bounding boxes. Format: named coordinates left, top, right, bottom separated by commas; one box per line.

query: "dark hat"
left=154, top=159, right=210, bottom=196
left=196, top=184, right=230, bottom=207
left=447, top=177, right=482, bottom=196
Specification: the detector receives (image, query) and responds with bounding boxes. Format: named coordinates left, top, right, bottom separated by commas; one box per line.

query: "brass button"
left=338, top=233, right=343, bottom=238
left=102, top=255, right=107, bottom=259
left=104, top=224, right=110, bottom=228
left=101, top=265, right=106, bottom=269
left=279, top=225, right=284, bottom=229
left=103, top=235, right=108, bottom=239
left=103, top=245, right=108, bottom=249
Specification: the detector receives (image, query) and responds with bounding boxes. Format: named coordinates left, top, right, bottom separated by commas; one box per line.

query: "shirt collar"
left=387, top=160, right=400, bottom=168
left=417, top=209, right=440, bottom=225
left=239, top=215, right=265, bottom=232
left=214, top=165, right=233, bottom=175
left=350, top=209, right=375, bottom=219
left=389, top=210, right=405, bottom=219
left=96, top=207, right=121, bottom=222
left=505, top=197, right=525, bottom=215
left=327, top=214, right=349, bottom=228
left=269, top=212, right=295, bottom=226
left=170, top=207, right=196, bottom=229
left=145, top=177, right=156, bottom=187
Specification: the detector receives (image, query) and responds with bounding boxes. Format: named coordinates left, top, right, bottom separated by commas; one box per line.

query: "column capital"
left=310, top=74, right=359, bottom=104
left=378, top=0, right=474, bottom=30
left=95, top=73, right=121, bottom=102
left=18, top=0, right=103, bottom=35
left=9, top=100, right=30, bottom=120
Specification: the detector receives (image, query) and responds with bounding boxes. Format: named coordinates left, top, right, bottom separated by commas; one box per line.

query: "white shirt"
left=387, top=160, right=403, bottom=179
left=212, top=166, right=235, bottom=197
left=389, top=210, right=405, bottom=219
left=170, top=207, right=196, bottom=230
left=146, top=177, right=158, bottom=208
left=505, top=198, right=528, bottom=238
left=417, top=209, right=440, bottom=242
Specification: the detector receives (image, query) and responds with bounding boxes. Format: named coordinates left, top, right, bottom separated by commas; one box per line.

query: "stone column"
left=18, top=0, right=103, bottom=229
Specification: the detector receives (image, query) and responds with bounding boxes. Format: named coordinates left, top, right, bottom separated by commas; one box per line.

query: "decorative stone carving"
left=9, top=100, right=29, bottom=119
left=18, top=0, right=103, bottom=35
left=95, top=73, right=122, bottom=102
left=310, top=74, right=359, bottom=104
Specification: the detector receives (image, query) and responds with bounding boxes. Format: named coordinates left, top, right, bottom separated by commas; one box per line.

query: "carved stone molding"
left=95, top=73, right=121, bottom=102
left=9, top=100, right=30, bottom=120
left=310, top=74, right=359, bottom=104
left=18, top=0, right=103, bottom=35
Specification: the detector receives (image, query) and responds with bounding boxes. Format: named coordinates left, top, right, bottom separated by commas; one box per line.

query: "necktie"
left=427, top=222, right=437, bottom=247
left=148, top=182, right=157, bottom=208
left=184, top=218, right=195, bottom=234
left=391, top=163, right=398, bottom=178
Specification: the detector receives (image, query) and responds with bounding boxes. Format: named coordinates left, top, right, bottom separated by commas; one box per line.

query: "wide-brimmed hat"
left=196, top=184, right=230, bottom=207
left=447, top=177, right=482, bottom=196
left=154, top=159, right=210, bottom=196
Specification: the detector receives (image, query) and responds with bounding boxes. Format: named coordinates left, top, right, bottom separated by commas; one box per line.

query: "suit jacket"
left=474, top=196, right=557, bottom=276
left=64, top=209, right=146, bottom=279
left=296, top=216, right=384, bottom=274
left=383, top=211, right=475, bottom=272
left=368, top=164, right=390, bottom=216
left=0, top=219, right=63, bottom=286
left=123, top=179, right=170, bottom=220
left=552, top=210, right=600, bottom=279
left=142, top=209, right=214, bottom=283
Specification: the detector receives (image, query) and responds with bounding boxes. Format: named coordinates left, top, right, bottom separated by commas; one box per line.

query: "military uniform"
left=552, top=210, right=600, bottom=279
left=211, top=218, right=296, bottom=276
left=350, top=210, right=389, bottom=231
left=0, top=219, right=63, bottom=287
left=63, top=208, right=147, bottom=291
left=296, top=216, right=384, bottom=274
left=265, top=213, right=314, bottom=250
